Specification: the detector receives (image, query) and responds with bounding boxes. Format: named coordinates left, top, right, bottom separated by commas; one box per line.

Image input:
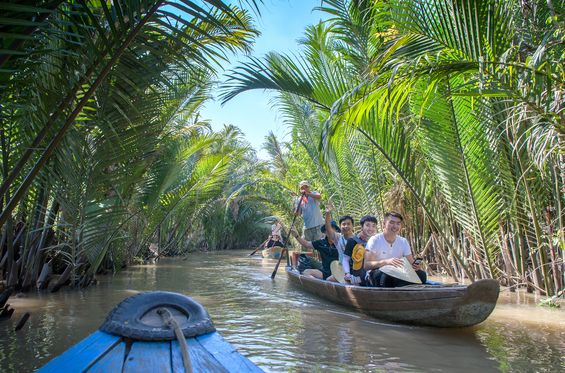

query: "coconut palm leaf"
left=0, top=0, right=259, bottom=228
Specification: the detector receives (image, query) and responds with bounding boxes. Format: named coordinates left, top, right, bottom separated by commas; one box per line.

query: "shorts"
left=303, top=225, right=324, bottom=241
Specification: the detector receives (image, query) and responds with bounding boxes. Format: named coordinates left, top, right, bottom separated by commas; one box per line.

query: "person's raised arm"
left=324, top=201, right=337, bottom=242
left=306, top=191, right=321, bottom=200
left=290, top=227, right=313, bottom=249
left=293, top=197, right=301, bottom=216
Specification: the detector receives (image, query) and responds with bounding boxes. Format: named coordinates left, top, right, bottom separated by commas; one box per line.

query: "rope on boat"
left=157, top=307, right=193, bottom=373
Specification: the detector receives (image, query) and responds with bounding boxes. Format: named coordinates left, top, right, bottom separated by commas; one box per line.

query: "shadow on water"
left=0, top=250, right=564, bottom=372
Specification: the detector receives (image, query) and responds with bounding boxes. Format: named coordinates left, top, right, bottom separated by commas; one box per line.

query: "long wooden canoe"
left=286, top=267, right=499, bottom=327
left=38, top=291, right=262, bottom=372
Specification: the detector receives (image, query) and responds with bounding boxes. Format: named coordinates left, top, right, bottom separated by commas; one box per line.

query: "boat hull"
left=286, top=267, right=499, bottom=327
left=38, top=291, right=262, bottom=372
left=262, top=246, right=286, bottom=259
left=38, top=329, right=261, bottom=373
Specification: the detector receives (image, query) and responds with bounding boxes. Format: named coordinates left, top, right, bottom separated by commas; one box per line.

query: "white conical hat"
left=378, top=257, right=422, bottom=284
left=330, top=260, right=345, bottom=283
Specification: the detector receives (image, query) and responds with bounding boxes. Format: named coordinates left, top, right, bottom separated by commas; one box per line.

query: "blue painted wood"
left=171, top=337, right=228, bottom=373
left=87, top=340, right=126, bottom=372
left=196, top=332, right=263, bottom=372
left=38, top=331, right=121, bottom=373
left=123, top=341, right=172, bottom=373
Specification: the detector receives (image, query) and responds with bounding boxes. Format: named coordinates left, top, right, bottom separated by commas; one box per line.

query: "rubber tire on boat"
left=100, top=291, right=215, bottom=341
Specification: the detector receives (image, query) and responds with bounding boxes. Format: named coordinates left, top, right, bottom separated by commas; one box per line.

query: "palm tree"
left=222, top=0, right=564, bottom=294
left=327, top=0, right=564, bottom=294
left=0, top=0, right=262, bottom=290
left=0, top=1, right=260, bottom=227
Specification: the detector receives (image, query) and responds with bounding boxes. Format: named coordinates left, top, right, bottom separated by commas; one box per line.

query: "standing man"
left=364, top=211, right=427, bottom=287
left=295, top=180, right=324, bottom=241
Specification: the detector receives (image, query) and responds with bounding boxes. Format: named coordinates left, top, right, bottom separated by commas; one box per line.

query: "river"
left=1, top=250, right=564, bottom=372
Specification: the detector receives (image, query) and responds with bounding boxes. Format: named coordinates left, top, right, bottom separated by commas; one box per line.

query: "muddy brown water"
left=1, top=251, right=564, bottom=372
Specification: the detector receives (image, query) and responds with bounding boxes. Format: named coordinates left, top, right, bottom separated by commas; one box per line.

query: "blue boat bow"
left=38, top=291, right=263, bottom=372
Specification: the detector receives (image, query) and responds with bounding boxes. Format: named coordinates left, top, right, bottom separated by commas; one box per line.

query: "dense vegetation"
left=225, top=0, right=565, bottom=296
left=0, top=0, right=563, bottom=297
left=0, top=0, right=272, bottom=292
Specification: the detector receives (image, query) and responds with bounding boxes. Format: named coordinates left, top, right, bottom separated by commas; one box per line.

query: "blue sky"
left=201, top=0, right=327, bottom=159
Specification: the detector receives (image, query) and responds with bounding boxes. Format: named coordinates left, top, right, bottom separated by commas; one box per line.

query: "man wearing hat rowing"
left=295, top=180, right=324, bottom=241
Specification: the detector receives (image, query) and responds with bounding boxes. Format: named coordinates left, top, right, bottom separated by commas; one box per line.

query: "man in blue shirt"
left=295, top=180, right=324, bottom=241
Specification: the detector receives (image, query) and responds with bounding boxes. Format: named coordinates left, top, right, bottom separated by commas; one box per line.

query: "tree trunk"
left=6, top=218, right=17, bottom=288
left=37, top=261, right=52, bottom=290
left=499, top=223, right=516, bottom=287
left=50, top=264, right=72, bottom=293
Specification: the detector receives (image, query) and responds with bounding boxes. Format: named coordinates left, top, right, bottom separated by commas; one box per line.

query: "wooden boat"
left=261, top=245, right=286, bottom=259
left=286, top=267, right=499, bottom=328
left=38, top=291, right=262, bottom=372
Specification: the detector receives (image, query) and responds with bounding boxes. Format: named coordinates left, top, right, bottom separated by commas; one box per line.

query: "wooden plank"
left=38, top=331, right=121, bottom=373
left=171, top=338, right=228, bottom=373
left=87, top=341, right=126, bottom=372
left=196, top=332, right=263, bottom=372
left=123, top=341, right=172, bottom=373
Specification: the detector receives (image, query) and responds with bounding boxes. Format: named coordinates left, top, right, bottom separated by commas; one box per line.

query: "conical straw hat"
left=378, top=257, right=422, bottom=284
left=330, top=260, right=345, bottom=283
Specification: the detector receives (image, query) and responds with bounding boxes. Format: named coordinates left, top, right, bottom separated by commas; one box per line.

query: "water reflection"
left=0, top=251, right=563, bottom=372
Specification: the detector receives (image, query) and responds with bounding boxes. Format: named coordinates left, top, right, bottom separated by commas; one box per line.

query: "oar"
left=248, top=238, right=270, bottom=257
left=271, top=193, right=303, bottom=279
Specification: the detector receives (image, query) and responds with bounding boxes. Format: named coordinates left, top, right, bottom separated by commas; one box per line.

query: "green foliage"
left=223, top=0, right=565, bottom=295
left=0, top=0, right=264, bottom=288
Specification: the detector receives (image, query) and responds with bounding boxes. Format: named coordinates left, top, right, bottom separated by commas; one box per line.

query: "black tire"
left=100, top=291, right=215, bottom=341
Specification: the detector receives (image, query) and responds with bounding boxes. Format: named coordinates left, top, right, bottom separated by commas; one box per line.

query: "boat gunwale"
left=285, top=266, right=475, bottom=293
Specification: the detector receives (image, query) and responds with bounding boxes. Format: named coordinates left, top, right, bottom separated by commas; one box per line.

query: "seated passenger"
left=323, top=201, right=354, bottom=282
left=271, top=219, right=282, bottom=238
left=290, top=223, right=340, bottom=281
left=264, top=234, right=284, bottom=248
left=342, top=215, right=378, bottom=286
left=364, top=211, right=427, bottom=287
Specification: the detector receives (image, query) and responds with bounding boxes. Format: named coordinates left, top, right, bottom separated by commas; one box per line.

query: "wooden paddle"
left=248, top=238, right=270, bottom=257
left=271, top=193, right=303, bottom=279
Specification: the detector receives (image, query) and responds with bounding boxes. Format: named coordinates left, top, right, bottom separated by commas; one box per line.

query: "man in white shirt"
left=364, top=212, right=427, bottom=287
